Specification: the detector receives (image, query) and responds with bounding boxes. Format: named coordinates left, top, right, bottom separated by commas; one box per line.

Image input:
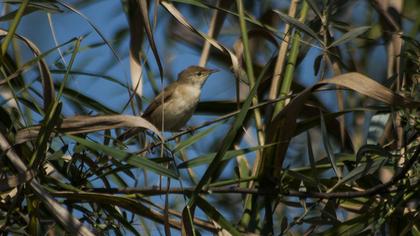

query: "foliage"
left=0, top=0, right=419, bottom=235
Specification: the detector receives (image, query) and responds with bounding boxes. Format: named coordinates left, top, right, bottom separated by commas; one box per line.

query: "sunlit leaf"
left=173, top=125, right=218, bottom=153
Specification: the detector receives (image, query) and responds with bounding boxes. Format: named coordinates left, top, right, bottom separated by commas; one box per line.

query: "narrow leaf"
left=273, top=9, right=322, bottom=44
left=328, top=26, right=371, bottom=48
left=320, top=111, right=342, bottom=178
left=173, top=125, right=218, bottom=153
left=333, top=157, right=387, bottom=189
left=178, top=143, right=276, bottom=169
left=16, top=114, right=163, bottom=144
left=69, top=135, right=177, bottom=178
left=196, top=196, right=241, bottom=236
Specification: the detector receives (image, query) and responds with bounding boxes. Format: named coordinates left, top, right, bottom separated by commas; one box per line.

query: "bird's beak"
left=207, top=69, right=219, bottom=74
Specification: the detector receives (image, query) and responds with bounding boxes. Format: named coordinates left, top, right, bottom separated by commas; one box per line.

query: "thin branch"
left=0, top=133, right=94, bottom=236
left=69, top=147, right=418, bottom=199
left=137, top=95, right=292, bottom=154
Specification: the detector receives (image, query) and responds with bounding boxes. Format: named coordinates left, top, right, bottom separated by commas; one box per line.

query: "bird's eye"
left=196, top=72, right=202, bottom=76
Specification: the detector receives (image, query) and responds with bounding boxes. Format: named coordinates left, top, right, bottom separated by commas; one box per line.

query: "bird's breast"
left=171, top=84, right=201, bottom=110
left=150, top=84, right=199, bottom=130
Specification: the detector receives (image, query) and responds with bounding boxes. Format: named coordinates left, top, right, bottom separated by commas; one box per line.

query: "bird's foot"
left=180, top=126, right=195, bottom=135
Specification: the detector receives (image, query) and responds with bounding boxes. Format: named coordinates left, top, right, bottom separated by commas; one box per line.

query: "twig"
left=0, top=133, right=94, bottom=236
left=70, top=147, right=419, bottom=199
left=137, top=95, right=292, bottom=154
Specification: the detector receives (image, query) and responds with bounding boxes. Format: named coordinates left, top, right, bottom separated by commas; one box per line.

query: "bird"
left=117, top=66, right=218, bottom=142
left=142, top=65, right=218, bottom=131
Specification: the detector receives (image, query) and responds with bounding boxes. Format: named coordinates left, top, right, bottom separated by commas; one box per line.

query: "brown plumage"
left=143, top=66, right=218, bottom=131
left=117, top=66, right=218, bottom=142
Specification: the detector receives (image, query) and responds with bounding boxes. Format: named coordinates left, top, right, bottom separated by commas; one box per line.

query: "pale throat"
left=176, top=83, right=201, bottom=102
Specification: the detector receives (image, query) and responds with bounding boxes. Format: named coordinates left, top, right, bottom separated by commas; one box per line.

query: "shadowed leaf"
left=328, top=26, right=371, bottom=48
left=69, top=135, right=177, bottom=178
left=273, top=9, right=323, bottom=44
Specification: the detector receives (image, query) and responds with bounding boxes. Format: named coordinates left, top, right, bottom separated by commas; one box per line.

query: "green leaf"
left=1, top=0, right=29, bottom=55
left=196, top=196, right=241, bottom=236
left=236, top=154, right=250, bottom=188
left=171, top=0, right=278, bottom=33
left=178, top=143, right=276, bottom=169
left=103, top=205, right=140, bottom=236
left=57, top=84, right=118, bottom=114
left=54, top=191, right=178, bottom=228
left=181, top=207, right=195, bottom=236
left=356, top=144, right=392, bottom=164
left=306, top=0, right=322, bottom=20
left=306, top=131, right=319, bottom=185
left=283, top=169, right=319, bottom=188
left=295, top=107, right=388, bottom=136
left=0, top=36, right=77, bottom=87
left=68, top=135, right=178, bottom=179
left=316, top=212, right=374, bottom=236
left=50, top=69, right=128, bottom=90
left=332, top=157, right=387, bottom=190
left=328, top=26, right=371, bottom=48
left=173, top=125, right=218, bottom=153
left=313, top=54, right=322, bottom=76
left=413, top=225, right=420, bottom=236
left=30, top=102, right=62, bottom=168
left=189, top=66, right=267, bottom=193
left=320, top=111, right=342, bottom=178
left=57, top=38, right=81, bottom=100
left=0, top=2, right=61, bottom=22
left=273, top=9, right=322, bottom=44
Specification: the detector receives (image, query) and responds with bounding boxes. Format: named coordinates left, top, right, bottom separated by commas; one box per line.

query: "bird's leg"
left=179, top=126, right=196, bottom=135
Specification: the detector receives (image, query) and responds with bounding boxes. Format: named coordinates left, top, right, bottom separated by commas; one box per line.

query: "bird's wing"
left=142, top=83, right=176, bottom=118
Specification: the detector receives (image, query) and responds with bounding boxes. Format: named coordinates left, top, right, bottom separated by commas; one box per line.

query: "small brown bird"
left=118, top=66, right=218, bottom=141
left=143, top=66, right=218, bottom=131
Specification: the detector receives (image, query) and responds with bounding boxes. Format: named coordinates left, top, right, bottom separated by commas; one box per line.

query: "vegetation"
left=0, top=0, right=419, bottom=235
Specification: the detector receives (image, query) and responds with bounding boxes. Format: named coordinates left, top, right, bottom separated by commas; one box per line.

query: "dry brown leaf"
left=138, top=0, right=163, bottom=79
left=267, top=72, right=420, bottom=174
left=0, top=133, right=94, bottom=236
left=160, top=1, right=240, bottom=76
left=0, top=170, right=34, bottom=192
left=322, top=73, right=417, bottom=107
left=128, top=0, right=145, bottom=99
left=16, top=114, right=163, bottom=144
left=0, top=29, right=55, bottom=111
left=199, top=0, right=234, bottom=66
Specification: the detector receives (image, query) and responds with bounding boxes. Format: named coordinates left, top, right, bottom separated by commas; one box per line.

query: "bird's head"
left=178, top=66, right=218, bottom=87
